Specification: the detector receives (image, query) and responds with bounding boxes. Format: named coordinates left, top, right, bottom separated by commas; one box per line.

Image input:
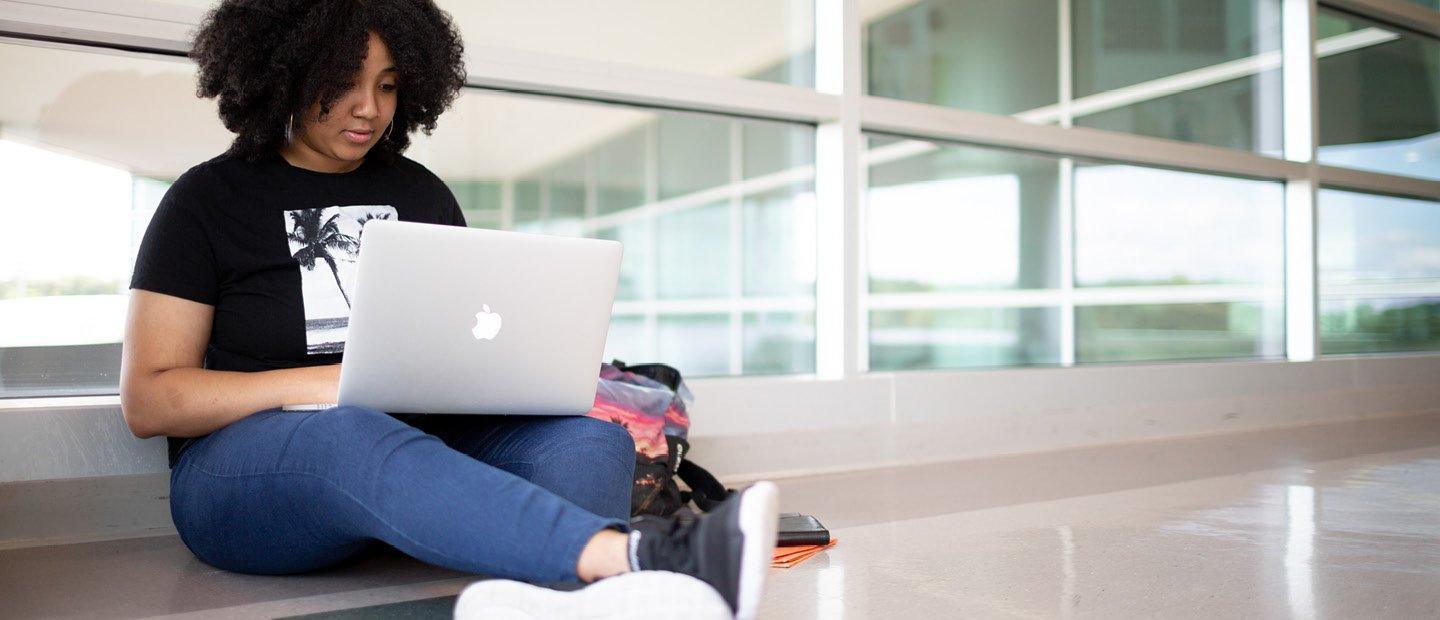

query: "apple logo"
left=471, top=304, right=502, bottom=341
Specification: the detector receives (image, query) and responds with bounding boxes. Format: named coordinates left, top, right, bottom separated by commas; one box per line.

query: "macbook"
left=323, top=219, right=622, bottom=415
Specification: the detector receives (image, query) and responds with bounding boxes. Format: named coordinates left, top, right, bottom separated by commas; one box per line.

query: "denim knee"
left=565, top=416, right=636, bottom=464
left=286, top=405, right=422, bottom=469
left=505, top=416, right=636, bottom=479
left=517, top=417, right=635, bottom=520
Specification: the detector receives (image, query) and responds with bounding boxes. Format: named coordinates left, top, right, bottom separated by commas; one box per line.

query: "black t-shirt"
left=129, top=150, right=466, bottom=465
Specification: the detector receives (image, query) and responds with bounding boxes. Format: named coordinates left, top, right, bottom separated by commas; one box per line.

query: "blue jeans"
left=169, top=406, right=635, bottom=581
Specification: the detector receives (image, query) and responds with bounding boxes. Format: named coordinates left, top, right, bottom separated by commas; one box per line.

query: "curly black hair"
left=190, top=0, right=466, bottom=163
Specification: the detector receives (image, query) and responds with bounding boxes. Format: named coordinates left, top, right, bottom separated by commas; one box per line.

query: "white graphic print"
left=284, top=205, right=397, bottom=354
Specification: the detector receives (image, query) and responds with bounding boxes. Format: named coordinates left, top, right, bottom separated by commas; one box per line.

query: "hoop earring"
left=382, top=121, right=395, bottom=142
left=285, top=114, right=295, bottom=143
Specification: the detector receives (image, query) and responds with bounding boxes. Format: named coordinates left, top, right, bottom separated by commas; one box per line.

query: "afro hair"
left=190, top=0, right=466, bottom=163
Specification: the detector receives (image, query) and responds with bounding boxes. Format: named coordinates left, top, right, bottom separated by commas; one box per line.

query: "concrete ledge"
left=684, top=354, right=1440, bottom=478
left=5, top=355, right=1440, bottom=484
left=0, top=404, right=166, bottom=483
left=0, top=472, right=172, bottom=551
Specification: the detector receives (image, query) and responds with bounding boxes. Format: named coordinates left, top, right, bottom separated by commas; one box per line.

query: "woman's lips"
left=342, top=129, right=373, bottom=144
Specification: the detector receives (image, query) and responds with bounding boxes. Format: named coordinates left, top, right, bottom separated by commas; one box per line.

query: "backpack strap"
left=676, top=460, right=734, bottom=512
left=611, top=359, right=684, bottom=392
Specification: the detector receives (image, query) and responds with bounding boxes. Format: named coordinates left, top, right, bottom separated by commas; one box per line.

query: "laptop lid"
left=337, top=220, right=622, bottom=415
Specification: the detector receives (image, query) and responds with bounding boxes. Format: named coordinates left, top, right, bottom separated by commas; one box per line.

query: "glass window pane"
left=465, top=209, right=503, bottom=230
left=658, top=114, right=732, bottom=200
left=864, top=0, right=1059, bottom=115
left=865, top=136, right=1063, bottom=371
left=445, top=180, right=501, bottom=212
left=743, top=312, right=815, bottom=374
left=596, top=222, right=650, bottom=302
left=444, top=1, right=815, bottom=87
left=1077, top=302, right=1284, bottom=363
left=1319, top=189, right=1440, bottom=354
left=656, top=202, right=731, bottom=300
left=0, top=41, right=230, bottom=398
left=743, top=186, right=816, bottom=297
left=743, top=119, right=816, bottom=180
left=658, top=314, right=730, bottom=376
left=1071, top=0, right=1283, bottom=154
left=603, top=315, right=648, bottom=365
left=445, top=180, right=501, bottom=229
left=1321, top=297, right=1440, bottom=354
left=1074, top=164, right=1286, bottom=362
left=1319, top=189, right=1440, bottom=284
left=546, top=155, right=587, bottom=223
left=867, top=137, right=1063, bottom=293
left=1074, top=164, right=1285, bottom=288
left=865, top=1, right=1285, bottom=154
left=869, top=308, right=1062, bottom=370
left=513, top=179, right=543, bottom=229
left=595, top=128, right=648, bottom=216
left=1317, top=9, right=1440, bottom=181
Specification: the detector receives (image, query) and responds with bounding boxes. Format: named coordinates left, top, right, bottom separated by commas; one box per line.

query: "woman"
left=118, top=1, right=777, bottom=618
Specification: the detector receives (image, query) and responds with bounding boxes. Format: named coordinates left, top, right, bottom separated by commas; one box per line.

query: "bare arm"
left=119, top=289, right=340, bottom=439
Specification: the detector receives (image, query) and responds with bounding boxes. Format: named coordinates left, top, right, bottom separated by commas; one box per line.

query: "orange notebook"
left=770, top=540, right=838, bottom=568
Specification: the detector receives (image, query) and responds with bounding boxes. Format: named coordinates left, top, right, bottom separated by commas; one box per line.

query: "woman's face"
left=282, top=31, right=398, bottom=173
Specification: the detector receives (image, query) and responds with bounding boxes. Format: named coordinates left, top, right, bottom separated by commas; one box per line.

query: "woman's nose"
left=352, top=87, right=380, bottom=119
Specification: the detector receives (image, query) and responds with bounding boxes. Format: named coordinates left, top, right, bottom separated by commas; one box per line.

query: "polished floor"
left=3, top=414, right=1439, bottom=619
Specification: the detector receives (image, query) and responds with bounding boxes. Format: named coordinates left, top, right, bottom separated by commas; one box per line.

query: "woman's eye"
left=381, top=83, right=397, bottom=92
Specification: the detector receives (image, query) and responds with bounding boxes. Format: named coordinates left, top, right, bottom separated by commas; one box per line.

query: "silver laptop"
left=333, top=219, right=622, bottom=415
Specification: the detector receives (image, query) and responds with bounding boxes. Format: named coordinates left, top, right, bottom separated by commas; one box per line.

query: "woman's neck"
left=278, top=141, right=365, bottom=174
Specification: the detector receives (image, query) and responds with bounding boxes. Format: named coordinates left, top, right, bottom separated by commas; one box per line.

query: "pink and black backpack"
left=584, top=360, right=733, bottom=518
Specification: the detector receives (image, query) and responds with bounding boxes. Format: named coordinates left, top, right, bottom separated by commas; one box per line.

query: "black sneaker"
left=629, top=481, right=780, bottom=620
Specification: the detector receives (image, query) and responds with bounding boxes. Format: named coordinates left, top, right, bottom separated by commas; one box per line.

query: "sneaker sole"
left=734, top=481, right=780, bottom=620
left=454, top=571, right=731, bottom=620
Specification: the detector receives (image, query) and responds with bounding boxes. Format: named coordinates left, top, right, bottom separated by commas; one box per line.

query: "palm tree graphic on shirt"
left=284, top=205, right=397, bottom=355
left=287, top=209, right=360, bottom=308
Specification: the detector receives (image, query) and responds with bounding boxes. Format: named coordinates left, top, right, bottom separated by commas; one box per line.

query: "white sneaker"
left=454, top=571, right=731, bottom=620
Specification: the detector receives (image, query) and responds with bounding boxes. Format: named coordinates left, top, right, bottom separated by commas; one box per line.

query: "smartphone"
left=777, top=512, right=830, bottom=546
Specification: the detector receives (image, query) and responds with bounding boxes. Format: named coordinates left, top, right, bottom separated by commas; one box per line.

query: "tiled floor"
left=3, top=414, right=1439, bottom=619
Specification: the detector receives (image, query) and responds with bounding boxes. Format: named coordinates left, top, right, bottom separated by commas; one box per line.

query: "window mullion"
left=815, top=0, right=862, bottom=378
left=1284, top=0, right=1321, bottom=361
